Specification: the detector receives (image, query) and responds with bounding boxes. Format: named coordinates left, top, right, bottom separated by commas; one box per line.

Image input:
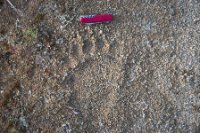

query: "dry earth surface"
left=0, top=0, right=200, bottom=133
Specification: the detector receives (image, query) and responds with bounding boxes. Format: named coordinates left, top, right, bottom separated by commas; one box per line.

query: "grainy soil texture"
left=0, top=0, right=200, bottom=133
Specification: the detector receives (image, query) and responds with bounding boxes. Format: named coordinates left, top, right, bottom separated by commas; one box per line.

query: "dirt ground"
left=0, top=0, right=199, bottom=133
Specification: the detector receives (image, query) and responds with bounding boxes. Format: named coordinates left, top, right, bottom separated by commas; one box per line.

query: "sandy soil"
left=0, top=0, right=200, bottom=132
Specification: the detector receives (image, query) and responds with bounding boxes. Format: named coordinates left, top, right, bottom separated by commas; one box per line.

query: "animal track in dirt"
left=82, top=39, right=93, bottom=54
left=66, top=33, right=111, bottom=70
left=95, top=38, right=104, bottom=51
left=70, top=43, right=83, bottom=60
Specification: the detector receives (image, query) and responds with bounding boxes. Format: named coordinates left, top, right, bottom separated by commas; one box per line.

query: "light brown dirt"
left=0, top=0, right=199, bottom=132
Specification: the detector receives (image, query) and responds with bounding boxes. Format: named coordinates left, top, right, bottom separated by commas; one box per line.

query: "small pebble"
left=99, top=30, right=103, bottom=35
